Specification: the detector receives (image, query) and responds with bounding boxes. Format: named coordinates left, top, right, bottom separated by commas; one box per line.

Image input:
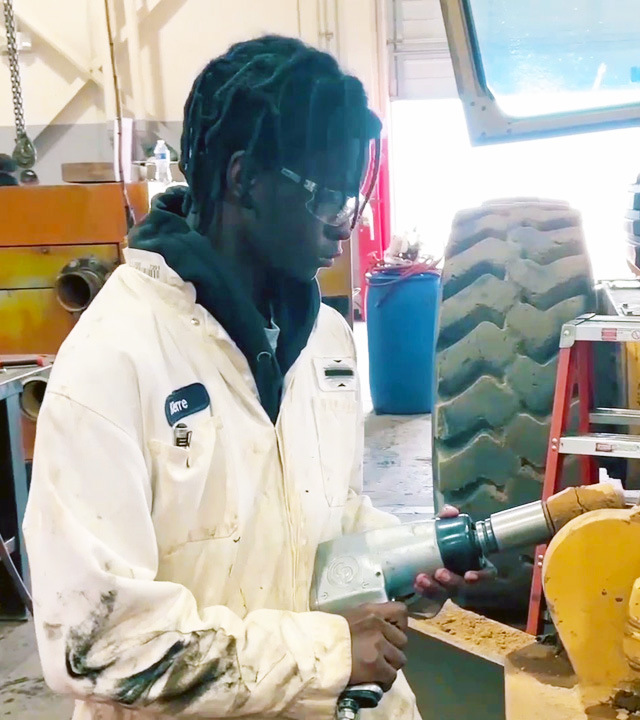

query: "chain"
left=3, top=0, right=25, bottom=137
left=2, top=0, right=36, bottom=168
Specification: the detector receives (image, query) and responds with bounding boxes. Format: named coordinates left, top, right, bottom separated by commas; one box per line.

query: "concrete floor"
left=0, top=321, right=434, bottom=719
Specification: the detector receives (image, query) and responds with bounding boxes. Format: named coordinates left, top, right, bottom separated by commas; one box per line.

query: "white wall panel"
left=1, top=0, right=386, bottom=126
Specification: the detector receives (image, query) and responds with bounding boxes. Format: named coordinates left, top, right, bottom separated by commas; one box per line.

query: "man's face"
left=247, top=142, right=365, bottom=282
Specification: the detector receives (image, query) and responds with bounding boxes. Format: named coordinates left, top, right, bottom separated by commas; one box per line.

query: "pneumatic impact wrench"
left=309, top=484, right=626, bottom=719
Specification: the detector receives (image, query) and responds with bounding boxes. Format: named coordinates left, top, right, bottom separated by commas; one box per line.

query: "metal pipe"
left=122, top=0, right=145, bottom=119
left=316, top=0, right=325, bottom=49
left=331, top=0, right=340, bottom=57
left=97, top=0, right=116, bottom=121
left=477, top=501, right=554, bottom=555
left=20, top=377, right=47, bottom=421
left=55, top=257, right=110, bottom=313
left=374, top=0, right=390, bottom=112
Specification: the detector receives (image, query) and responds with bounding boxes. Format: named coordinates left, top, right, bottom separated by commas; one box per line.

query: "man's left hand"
left=413, top=505, right=496, bottom=601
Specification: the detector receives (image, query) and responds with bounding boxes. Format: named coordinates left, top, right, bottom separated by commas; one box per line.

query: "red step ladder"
left=526, top=313, right=640, bottom=635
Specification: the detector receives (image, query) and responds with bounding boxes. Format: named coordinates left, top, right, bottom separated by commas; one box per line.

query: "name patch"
left=164, top=383, right=210, bottom=425
left=313, top=358, right=357, bottom=392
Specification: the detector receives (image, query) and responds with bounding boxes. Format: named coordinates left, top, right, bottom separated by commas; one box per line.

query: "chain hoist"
left=2, top=0, right=37, bottom=169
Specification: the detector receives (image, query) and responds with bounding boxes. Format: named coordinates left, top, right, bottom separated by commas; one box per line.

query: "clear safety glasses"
left=280, top=167, right=363, bottom=228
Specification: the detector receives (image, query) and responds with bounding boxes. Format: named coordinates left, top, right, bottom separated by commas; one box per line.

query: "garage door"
left=388, top=0, right=458, bottom=99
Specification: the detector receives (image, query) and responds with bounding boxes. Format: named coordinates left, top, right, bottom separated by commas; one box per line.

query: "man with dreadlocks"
left=25, top=36, right=481, bottom=720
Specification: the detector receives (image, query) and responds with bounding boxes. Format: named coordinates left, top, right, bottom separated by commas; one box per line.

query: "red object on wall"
left=356, top=135, right=392, bottom=319
left=357, top=220, right=376, bottom=319
left=373, top=135, right=392, bottom=253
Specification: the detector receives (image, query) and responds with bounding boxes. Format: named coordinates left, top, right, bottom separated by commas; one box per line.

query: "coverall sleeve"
left=24, top=391, right=351, bottom=719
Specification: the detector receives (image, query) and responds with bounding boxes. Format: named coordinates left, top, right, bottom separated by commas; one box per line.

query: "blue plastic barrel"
left=366, top=270, right=440, bottom=415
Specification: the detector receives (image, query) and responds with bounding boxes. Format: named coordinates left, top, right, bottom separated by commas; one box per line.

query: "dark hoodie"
left=128, top=186, right=321, bottom=423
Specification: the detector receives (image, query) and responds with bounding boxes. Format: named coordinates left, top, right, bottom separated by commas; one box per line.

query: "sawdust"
left=547, top=484, right=624, bottom=532
left=410, top=601, right=532, bottom=661
left=504, top=641, right=587, bottom=720
left=506, top=664, right=582, bottom=719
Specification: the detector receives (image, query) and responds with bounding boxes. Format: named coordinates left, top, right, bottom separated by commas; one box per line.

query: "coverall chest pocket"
left=149, top=415, right=238, bottom=555
left=313, top=394, right=359, bottom=508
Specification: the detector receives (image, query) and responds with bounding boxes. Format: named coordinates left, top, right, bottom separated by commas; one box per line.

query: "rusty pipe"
left=20, top=377, right=47, bottom=421
left=55, top=257, right=111, bottom=313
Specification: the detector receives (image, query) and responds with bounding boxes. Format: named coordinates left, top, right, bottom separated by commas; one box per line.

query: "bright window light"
left=390, top=98, right=640, bottom=279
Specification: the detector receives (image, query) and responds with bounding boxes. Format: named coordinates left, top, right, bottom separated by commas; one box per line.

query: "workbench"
left=0, top=364, right=50, bottom=617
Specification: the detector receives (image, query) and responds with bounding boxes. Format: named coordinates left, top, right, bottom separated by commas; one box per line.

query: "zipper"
left=275, top=421, right=299, bottom=607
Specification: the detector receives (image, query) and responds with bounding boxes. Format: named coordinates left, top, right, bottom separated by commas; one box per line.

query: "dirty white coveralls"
left=23, top=248, right=421, bottom=720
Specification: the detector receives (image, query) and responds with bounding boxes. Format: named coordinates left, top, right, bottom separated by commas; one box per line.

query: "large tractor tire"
left=433, top=199, right=595, bottom=616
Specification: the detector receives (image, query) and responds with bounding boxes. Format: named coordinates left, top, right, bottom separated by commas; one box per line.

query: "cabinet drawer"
left=0, top=288, right=77, bottom=354
left=0, top=245, right=120, bottom=290
left=318, top=247, right=351, bottom=297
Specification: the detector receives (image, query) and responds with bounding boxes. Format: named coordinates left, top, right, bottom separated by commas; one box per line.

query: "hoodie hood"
left=128, top=186, right=321, bottom=423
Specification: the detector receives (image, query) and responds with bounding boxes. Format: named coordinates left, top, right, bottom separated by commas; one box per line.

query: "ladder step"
left=590, top=408, right=640, bottom=425
left=560, top=433, right=640, bottom=458
left=625, top=490, right=640, bottom=505
left=561, top=315, right=640, bottom=346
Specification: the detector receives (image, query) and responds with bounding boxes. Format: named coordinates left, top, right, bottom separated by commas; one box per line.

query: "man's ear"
left=226, top=150, right=255, bottom=210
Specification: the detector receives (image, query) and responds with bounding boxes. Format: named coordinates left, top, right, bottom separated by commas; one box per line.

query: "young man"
left=24, top=36, right=480, bottom=720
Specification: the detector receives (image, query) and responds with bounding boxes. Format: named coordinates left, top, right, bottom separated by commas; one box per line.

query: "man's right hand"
left=342, top=602, right=408, bottom=691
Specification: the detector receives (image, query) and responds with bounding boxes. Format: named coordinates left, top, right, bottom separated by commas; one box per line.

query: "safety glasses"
left=280, top=167, right=363, bottom=229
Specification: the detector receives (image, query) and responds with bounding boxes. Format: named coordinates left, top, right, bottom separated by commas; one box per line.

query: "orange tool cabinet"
left=0, top=182, right=149, bottom=459
left=0, top=183, right=148, bottom=355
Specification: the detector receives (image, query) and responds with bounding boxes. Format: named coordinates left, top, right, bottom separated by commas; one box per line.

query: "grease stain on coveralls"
left=66, top=591, right=118, bottom=681
left=64, top=591, right=249, bottom=711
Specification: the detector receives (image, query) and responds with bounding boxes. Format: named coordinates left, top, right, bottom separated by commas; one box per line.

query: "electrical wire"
left=366, top=254, right=441, bottom=308
left=103, top=0, right=135, bottom=231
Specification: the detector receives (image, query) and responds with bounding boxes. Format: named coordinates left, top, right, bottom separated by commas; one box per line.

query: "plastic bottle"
left=153, top=139, right=172, bottom=185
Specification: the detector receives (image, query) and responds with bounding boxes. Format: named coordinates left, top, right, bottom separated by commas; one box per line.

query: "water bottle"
left=153, top=139, right=172, bottom=185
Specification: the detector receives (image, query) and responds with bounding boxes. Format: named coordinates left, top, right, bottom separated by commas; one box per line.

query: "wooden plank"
left=409, top=601, right=533, bottom=666
left=405, top=627, right=506, bottom=720
left=61, top=163, right=117, bottom=183
left=408, top=601, right=589, bottom=719
left=62, top=163, right=147, bottom=183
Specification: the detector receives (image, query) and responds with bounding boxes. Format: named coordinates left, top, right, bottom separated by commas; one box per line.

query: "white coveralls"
left=23, top=248, right=421, bottom=720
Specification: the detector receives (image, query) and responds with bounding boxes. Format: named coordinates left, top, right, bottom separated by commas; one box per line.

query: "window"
left=471, top=0, right=640, bottom=117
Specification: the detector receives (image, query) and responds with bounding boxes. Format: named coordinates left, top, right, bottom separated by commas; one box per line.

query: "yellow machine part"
left=543, top=506, right=640, bottom=710
left=625, top=343, right=640, bottom=411
left=624, top=342, right=640, bottom=482
left=317, top=249, right=351, bottom=297
left=317, top=246, right=354, bottom=323
left=0, top=245, right=120, bottom=355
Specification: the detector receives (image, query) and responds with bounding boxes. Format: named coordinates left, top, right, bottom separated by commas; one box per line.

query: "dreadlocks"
left=180, top=35, right=381, bottom=233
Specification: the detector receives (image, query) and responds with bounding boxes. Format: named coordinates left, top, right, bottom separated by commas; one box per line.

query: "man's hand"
left=343, top=602, right=408, bottom=691
left=414, top=505, right=496, bottom=600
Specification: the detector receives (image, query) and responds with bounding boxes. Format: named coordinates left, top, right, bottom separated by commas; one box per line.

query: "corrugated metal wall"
left=388, top=0, right=457, bottom=99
